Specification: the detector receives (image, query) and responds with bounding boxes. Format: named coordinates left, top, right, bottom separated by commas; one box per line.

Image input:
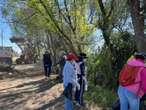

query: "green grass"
left=84, top=84, right=118, bottom=107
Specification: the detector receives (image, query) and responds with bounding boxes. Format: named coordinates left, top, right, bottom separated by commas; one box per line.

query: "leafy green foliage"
left=84, top=84, right=117, bottom=107
left=87, top=32, right=136, bottom=89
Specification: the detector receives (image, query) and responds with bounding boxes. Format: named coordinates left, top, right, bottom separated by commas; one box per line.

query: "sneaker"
left=73, top=101, right=81, bottom=107
left=76, top=102, right=81, bottom=107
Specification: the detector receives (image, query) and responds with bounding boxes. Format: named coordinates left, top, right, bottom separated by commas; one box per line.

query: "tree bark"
left=129, top=0, right=146, bottom=52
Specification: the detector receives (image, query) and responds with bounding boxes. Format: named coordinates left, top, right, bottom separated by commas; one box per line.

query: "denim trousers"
left=64, top=85, right=73, bottom=110
left=118, top=86, right=140, bottom=110
left=44, top=65, right=51, bottom=77
left=64, top=97, right=73, bottom=110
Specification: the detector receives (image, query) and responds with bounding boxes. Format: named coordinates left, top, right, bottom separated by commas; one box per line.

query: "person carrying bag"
left=117, top=52, right=146, bottom=110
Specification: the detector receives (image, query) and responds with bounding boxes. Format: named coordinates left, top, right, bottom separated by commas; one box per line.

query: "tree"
left=128, top=0, right=146, bottom=52
left=2, top=0, right=94, bottom=64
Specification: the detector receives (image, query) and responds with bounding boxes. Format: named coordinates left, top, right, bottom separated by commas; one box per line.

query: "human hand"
left=77, top=83, right=80, bottom=90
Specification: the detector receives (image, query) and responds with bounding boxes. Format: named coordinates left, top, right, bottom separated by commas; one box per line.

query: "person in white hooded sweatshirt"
left=63, top=52, right=80, bottom=110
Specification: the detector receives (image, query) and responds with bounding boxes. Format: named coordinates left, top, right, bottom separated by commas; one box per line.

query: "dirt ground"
left=0, top=64, right=103, bottom=110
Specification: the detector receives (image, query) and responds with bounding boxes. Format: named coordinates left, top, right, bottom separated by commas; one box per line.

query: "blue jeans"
left=118, top=86, right=140, bottom=110
left=44, top=65, right=51, bottom=77
left=64, top=85, right=73, bottom=110
left=64, top=98, right=73, bottom=110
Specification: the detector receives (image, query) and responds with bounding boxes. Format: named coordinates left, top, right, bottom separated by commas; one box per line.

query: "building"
left=0, top=47, right=13, bottom=65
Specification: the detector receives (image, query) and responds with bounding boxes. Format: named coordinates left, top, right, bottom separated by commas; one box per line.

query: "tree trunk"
left=144, top=0, right=146, bottom=14
left=129, top=0, right=146, bottom=52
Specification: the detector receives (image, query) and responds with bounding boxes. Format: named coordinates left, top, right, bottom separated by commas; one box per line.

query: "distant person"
left=63, top=52, right=80, bottom=110
left=75, top=53, right=88, bottom=106
left=58, top=52, right=66, bottom=82
left=118, top=52, right=146, bottom=110
left=43, top=51, right=52, bottom=77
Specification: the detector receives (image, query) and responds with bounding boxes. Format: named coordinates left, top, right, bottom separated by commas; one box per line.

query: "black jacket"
left=43, top=53, right=52, bottom=66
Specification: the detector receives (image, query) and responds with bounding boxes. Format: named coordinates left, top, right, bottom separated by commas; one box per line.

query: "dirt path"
left=0, top=64, right=102, bottom=110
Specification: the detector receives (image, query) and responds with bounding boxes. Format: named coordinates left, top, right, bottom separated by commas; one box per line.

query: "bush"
left=85, top=31, right=136, bottom=106
left=87, top=31, right=136, bottom=89
left=84, top=84, right=118, bottom=107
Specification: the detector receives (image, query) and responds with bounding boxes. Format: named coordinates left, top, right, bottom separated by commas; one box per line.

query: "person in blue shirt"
left=63, top=52, right=80, bottom=110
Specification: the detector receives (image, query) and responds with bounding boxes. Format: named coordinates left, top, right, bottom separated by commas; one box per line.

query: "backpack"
left=119, top=64, right=142, bottom=86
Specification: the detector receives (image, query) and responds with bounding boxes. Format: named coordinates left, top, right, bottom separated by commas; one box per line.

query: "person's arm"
left=50, top=58, right=52, bottom=66
left=43, top=55, right=45, bottom=64
left=80, top=63, right=86, bottom=76
left=70, top=66, right=80, bottom=90
left=141, top=69, right=146, bottom=92
left=48, top=55, right=52, bottom=65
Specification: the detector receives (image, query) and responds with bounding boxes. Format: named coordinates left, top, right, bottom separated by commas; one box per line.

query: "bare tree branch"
left=35, top=0, right=75, bottom=51
left=107, top=0, right=115, bottom=18
left=1, top=12, right=36, bottom=24
left=64, top=0, right=76, bottom=32
left=98, top=0, right=106, bottom=17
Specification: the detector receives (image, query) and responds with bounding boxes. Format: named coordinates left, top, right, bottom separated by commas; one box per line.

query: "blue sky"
left=0, top=9, right=21, bottom=54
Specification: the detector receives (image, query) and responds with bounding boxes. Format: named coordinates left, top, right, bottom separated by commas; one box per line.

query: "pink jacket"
left=124, top=58, right=146, bottom=97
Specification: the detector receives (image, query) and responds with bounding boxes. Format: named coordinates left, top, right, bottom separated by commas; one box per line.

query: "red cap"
left=67, top=52, right=78, bottom=61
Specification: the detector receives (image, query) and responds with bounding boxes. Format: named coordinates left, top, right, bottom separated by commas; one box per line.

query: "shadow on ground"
left=35, top=96, right=64, bottom=110
left=0, top=64, right=102, bottom=110
left=0, top=66, right=61, bottom=110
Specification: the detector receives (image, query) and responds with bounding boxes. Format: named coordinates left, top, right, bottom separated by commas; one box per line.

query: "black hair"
left=134, top=52, right=146, bottom=60
left=135, top=55, right=145, bottom=60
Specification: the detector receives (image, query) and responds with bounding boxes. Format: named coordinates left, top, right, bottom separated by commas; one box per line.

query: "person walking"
left=75, top=53, right=88, bottom=106
left=43, top=51, right=52, bottom=77
left=58, top=52, right=66, bottom=82
left=63, top=52, right=80, bottom=110
left=118, top=52, right=146, bottom=110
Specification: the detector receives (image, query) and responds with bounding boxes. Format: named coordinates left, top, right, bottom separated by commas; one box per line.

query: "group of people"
left=63, top=52, right=88, bottom=110
left=43, top=50, right=146, bottom=110
left=43, top=51, right=88, bottom=110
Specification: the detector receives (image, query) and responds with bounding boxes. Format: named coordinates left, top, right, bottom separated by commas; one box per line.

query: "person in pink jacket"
left=118, top=52, right=146, bottom=110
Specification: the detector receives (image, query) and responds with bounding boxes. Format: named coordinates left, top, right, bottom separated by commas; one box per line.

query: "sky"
left=0, top=7, right=21, bottom=54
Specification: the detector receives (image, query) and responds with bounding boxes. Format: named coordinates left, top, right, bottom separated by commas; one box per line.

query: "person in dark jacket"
left=43, top=51, right=52, bottom=77
left=75, top=53, right=88, bottom=106
left=58, top=52, right=66, bottom=82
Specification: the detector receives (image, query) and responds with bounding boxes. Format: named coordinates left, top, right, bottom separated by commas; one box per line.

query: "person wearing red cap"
left=63, top=52, right=80, bottom=110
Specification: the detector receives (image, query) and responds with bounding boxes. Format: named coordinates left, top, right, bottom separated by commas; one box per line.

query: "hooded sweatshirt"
left=63, top=61, right=79, bottom=88
left=123, top=58, right=146, bottom=97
